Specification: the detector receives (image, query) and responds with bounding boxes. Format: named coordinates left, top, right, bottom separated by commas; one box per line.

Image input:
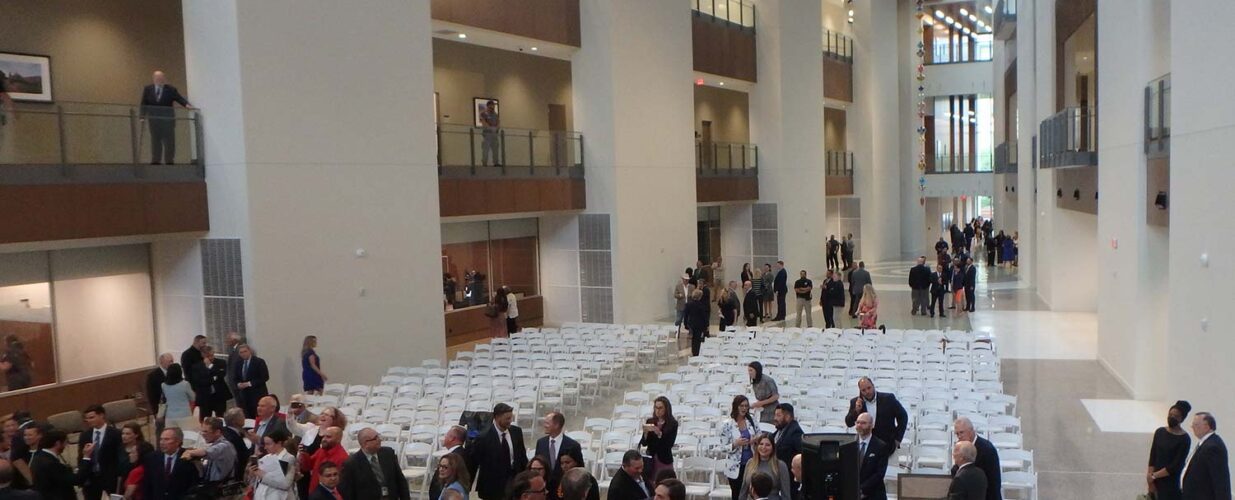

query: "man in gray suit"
left=224, top=332, right=243, bottom=400
left=847, top=261, right=872, bottom=318
left=672, top=274, right=693, bottom=334
left=948, top=442, right=986, bottom=500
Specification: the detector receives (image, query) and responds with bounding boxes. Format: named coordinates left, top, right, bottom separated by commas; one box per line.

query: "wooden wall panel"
left=826, top=176, right=854, bottom=196
left=0, top=368, right=149, bottom=419
left=1054, top=166, right=1098, bottom=214
left=823, top=57, right=853, bottom=102
left=439, top=178, right=585, bottom=217
left=696, top=176, right=759, bottom=203
left=431, top=0, right=581, bottom=47
left=692, top=16, right=757, bottom=83
left=444, top=296, right=544, bottom=347
left=0, top=182, right=209, bottom=244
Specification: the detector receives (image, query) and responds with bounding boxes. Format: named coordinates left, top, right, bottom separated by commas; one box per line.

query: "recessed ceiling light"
left=984, top=5, right=994, bottom=14
left=719, top=81, right=725, bottom=86
left=848, top=9, right=854, bottom=16
left=935, top=10, right=945, bottom=19
left=959, top=8, right=969, bottom=16
left=968, top=14, right=978, bottom=22
left=457, top=33, right=467, bottom=39
left=945, top=16, right=954, bottom=23
left=530, top=47, right=538, bottom=51
left=718, top=3, right=726, bottom=8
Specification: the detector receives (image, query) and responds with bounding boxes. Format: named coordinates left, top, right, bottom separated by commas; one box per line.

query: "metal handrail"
left=695, top=140, right=758, bottom=174
left=1039, top=107, right=1098, bottom=168
left=823, top=29, right=854, bottom=62
left=1145, top=74, right=1170, bottom=157
left=0, top=101, right=202, bottom=170
left=691, top=0, right=756, bottom=30
left=436, top=123, right=584, bottom=174
left=825, top=150, right=854, bottom=177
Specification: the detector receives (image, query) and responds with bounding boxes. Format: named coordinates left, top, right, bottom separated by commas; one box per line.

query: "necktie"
left=155, top=86, right=163, bottom=101
left=859, top=441, right=866, bottom=466
left=93, top=430, right=102, bottom=471
left=500, top=431, right=512, bottom=467
left=369, top=454, right=385, bottom=484
left=243, top=359, right=250, bottom=378
left=549, top=438, right=557, bottom=470
left=165, top=455, right=174, bottom=477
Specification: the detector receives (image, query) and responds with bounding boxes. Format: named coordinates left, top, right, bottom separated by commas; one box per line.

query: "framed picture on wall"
left=473, top=97, right=498, bottom=127
left=0, top=52, right=52, bottom=102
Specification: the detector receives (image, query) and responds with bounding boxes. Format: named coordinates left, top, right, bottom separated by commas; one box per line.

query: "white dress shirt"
left=864, top=396, right=878, bottom=424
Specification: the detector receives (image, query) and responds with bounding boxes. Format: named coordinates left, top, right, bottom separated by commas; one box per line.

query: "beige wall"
left=432, top=39, right=572, bottom=130
left=0, top=0, right=187, bottom=105
left=693, top=85, right=750, bottom=143
left=824, top=107, right=847, bottom=150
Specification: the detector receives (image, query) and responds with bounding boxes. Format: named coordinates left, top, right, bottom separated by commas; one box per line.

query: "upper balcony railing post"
left=500, top=129, right=508, bottom=176
left=712, top=143, right=719, bottom=174
left=528, top=130, right=535, bottom=175
left=468, top=127, right=477, bottom=175
left=192, top=111, right=205, bottom=176
left=129, top=107, right=141, bottom=166
left=56, top=105, right=70, bottom=177
left=741, top=144, right=747, bottom=173
left=727, top=144, right=733, bottom=173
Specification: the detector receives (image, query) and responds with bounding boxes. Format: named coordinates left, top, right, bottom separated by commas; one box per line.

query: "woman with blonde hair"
left=857, top=284, right=879, bottom=330
left=737, top=434, right=792, bottom=500
left=301, top=335, right=326, bottom=395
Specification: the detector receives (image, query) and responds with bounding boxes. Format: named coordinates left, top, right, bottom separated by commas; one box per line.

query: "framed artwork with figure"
left=473, top=97, right=498, bottom=127
left=0, top=52, right=53, bottom=102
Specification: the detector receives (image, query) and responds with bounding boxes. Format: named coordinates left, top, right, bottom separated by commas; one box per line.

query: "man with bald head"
left=139, top=70, right=192, bottom=165
left=247, top=395, right=287, bottom=454
left=844, top=377, right=908, bottom=449
left=952, top=417, right=1001, bottom=500
left=301, top=426, right=348, bottom=493
left=789, top=454, right=807, bottom=500
left=340, top=428, right=409, bottom=500
left=145, top=353, right=175, bottom=432
left=854, top=413, right=890, bottom=500
left=948, top=442, right=986, bottom=500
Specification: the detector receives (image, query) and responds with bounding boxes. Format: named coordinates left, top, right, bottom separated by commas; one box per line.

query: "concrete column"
left=180, top=0, right=445, bottom=395
left=1094, top=0, right=1170, bottom=399
left=1015, top=0, right=1039, bottom=287
left=750, top=0, right=827, bottom=274
left=571, top=0, right=696, bottom=323
left=851, top=0, right=903, bottom=262
left=1167, top=0, right=1235, bottom=426
left=899, top=0, right=926, bottom=257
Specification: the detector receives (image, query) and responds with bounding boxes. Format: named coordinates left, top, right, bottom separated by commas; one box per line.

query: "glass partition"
left=691, top=0, right=756, bottom=29
left=1039, top=107, right=1098, bottom=168
left=0, top=102, right=202, bottom=167
left=437, top=123, right=582, bottom=173
left=930, top=95, right=993, bottom=172
left=696, top=140, right=758, bottom=174
left=1145, top=74, right=1170, bottom=156
left=441, top=219, right=540, bottom=312
left=826, top=151, right=854, bottom=176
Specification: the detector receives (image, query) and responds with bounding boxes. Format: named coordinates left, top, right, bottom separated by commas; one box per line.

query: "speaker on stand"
left=801, top=433, right=859, bottom=500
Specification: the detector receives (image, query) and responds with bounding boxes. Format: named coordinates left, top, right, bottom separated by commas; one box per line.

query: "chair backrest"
left=102, top=399, right=139, bottom=423
left=48, top=410, right=84, bottom=434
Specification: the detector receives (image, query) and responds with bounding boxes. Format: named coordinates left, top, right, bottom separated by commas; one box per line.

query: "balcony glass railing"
left=0, top=102, right=201, bottom=168
left=696, top=140, right=758, bottom=175
left=436, top=123, right=583, bottom=175
left=825, top=150, right=854, bottom=176
left=994, top=141, right=1018, bottom=173
left=823, top=29, right=854, bottom=62
left=1145, top=74, right=1170, bottom=157
left=929, top=34, right=993, bottom=64
left=1039, top=107, right=1097, bottom=168
left=994, top=0, right=1017, bottom=39
left=930, top=153, right=994, bottom=173
left=692, top=0, right=756, bottom=29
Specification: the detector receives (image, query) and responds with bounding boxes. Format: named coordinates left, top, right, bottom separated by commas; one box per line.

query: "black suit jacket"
left=844, top=393, right=909, bottom=446
left=857, top=436, right=891, bottom=500
left=234, top=356, right=270, bottom=400
left=773, top=420, right=804, bottom=465
left=77, top=425, right=123, bottom=492
left=908, top=264, right=932, bottom=290
left=743, top=291, right=761, bottom=323
left=470, top=424, right=528, bottom=500
left=774, top=269, right=789, bottom=293
left=948, top=465, right=987, bottom=500
left=141, top=449, right=200, bottom=500
left=684, top=299, right=709, bottom=333
left=972, top=437, right=1002, bottom=500
left=180, top=346, right=203, bottom=372
left=607, top=470, right=652, bottom=500
left=222, top=426, right=251, bottom=481
left=29, top=450, right=83, bottom=500
left=254, top=414, right=289, bottom=442
left=536, top=434, right=582, bottom=474
left=963, top=265, right=977, bottom=289
left=339, top=448, right=410, bottom=500
left=309, top=484, right=344, bottom=500
left=428, top=445, right=467, bottom=500
left=822, top=279, right=845, bottom=307
left=190, top=358, right=232, bottom=406
left=145, top=367, right=167, bottom=408
left=1182, top=434, right=1232, bottom=500
left=140, top=84, right=190, bottom=117
left=0, top=487, right=39, bottom=499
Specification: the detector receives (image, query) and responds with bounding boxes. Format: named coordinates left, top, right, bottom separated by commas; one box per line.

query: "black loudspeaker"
left=801, top=433, right=859, bottom=500
left=458, top=411, right=493, bottom=439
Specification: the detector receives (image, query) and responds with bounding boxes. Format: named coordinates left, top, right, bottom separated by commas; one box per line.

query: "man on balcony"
left=139, top=70, right=192, bottom=165
left=479, top=100, right=501, bottom=167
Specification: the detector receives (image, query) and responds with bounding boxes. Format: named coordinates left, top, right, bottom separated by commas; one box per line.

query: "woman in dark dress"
left=639, top=396, right=679, bottom=481
left=300, top=335, right=326, bottom=394
left=1147, top=400, right=1192, bottom=500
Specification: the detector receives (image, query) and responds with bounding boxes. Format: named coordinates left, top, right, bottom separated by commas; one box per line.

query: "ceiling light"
left=984, top=5, right=994, bottom=14
left=457, top=33, right=467, bottom=39
left=719, top=81, right=725, bottom=86
left=945, top=16, right=954, bottom=23
left=960, top=8, right=969, bottom=16
left=962, top=27, right=971, bottom=34
left=935, top=10, right=945, bottom=18
left=968, top=14, right=978, bottom=22
left=530, top=47, right=538, bottom=51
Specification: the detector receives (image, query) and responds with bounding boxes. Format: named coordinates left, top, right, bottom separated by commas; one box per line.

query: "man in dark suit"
left=145, top=353, right=173, bottom=432
left=428, top=425, right=468, bottom=500
left=78, top=404, right=122, bottom=499
left=607, top=450, right=652, bottom=500
left=772, top=404, right=804, bottom=465
left=232, top=344, right=270, bottom=418
left=309, top=460, right=345, bottom=500
left=826, top=236, right=840, bottom=271
left=536, top=412, right=582, bottom=475
left=847, top=262, right=872, bottom=318
left=339, top=427, right=410, bottom=500
left=908, top=256, right=932, bottom=315
left=962, top=258, right=978, bottom=312
left=222, top=408, right=252, bottom=481
left=191, top=345, right=231, bottom=420
left=844, top=377, right=909, bottom=449
left=742, top=281, right=761, bottom=327
left=820, top=270, right=845, bottom=329
left=139, top=70, right=192, bottom=165
left=142, top=428, right=200, bottom=499
left=1183, top=412, right=1231, bottom=500
left=470, top=403, right=528, bottom=500
left=952, top=417, right=1001, bottom=500
left=180, top=335, right=207, bottom=374
left=854, top=414, right=890, bottom=500
left=948, top=442, right=986, bottom=500
left=247, top=395, right=288, bottom=455
left=773, top=261, right=788, bottom=321
left=0, top=459, right=38, bottom=498
left=224, top=332, right=244, bottom=401
left=29, top=430, right=84, bottom=500
left=684, top=290, right=709, bottom=357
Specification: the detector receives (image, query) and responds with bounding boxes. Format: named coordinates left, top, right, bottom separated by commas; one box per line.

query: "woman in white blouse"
left=719, top=395, right=758, bottom=500
left=250, top=429, right=298, bottom=500
left=286, top=405, right=352, bottom=452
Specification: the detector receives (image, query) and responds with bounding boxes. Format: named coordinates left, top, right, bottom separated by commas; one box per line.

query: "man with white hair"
left=145, top=353, right=175, bottom=432
left=952, top=417, right=1002, bottom=500
left=139, top=70, right=192, bottom=165
left=948, top=442, right=986, bottom=500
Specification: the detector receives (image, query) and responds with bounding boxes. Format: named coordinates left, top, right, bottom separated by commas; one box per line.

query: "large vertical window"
left=441, top=219, right=540, bottom=311
left=930, top=94, right=993, bottom=172
left=0, top=245, right=154, bottom=393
